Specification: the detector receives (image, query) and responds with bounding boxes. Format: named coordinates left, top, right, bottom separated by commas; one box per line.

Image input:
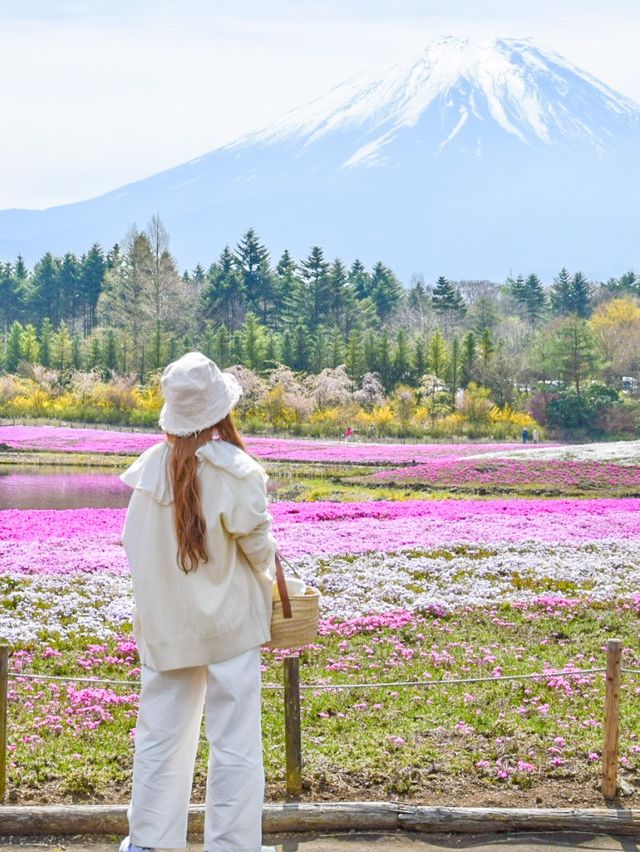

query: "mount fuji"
left=1, top=36, right=639, bottom=280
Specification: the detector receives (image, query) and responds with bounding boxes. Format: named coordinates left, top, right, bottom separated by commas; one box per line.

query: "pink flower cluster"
left=375, top=456, right=640, bottom=489
left=3, top=497, right=640, bottom=575
left=0, top=425, right=162, bottom=455
left=0, top=424, right=520, bottom=464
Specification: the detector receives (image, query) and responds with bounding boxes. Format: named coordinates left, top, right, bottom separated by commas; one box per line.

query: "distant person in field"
left=119, top=352, right=277, bottom=852
left=522, top=427, right=529, bottom=444
left=532, top=428, right=540, bottom=444
left=344, top=426, right=353, bottom=441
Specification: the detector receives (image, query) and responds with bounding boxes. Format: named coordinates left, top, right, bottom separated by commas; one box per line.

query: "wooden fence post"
left=0, top=644, right=9, bottom=802
left=602, top=638, right=622, bottom=799
left=283, top=656, right=302, bottom=799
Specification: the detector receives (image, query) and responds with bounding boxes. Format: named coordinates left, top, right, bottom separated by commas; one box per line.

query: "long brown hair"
left=167, top=412, right=246, bottom=573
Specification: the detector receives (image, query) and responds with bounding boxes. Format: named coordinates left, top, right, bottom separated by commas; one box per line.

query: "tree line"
left=1, top=217, right=639, bottom=431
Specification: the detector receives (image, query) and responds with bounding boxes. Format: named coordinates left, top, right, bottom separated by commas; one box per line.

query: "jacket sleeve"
left=220, top=470, right=277, bottom=578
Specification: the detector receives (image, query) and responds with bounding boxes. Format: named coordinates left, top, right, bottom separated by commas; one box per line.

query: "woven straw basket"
left=267, top=553, right=320, bottom=649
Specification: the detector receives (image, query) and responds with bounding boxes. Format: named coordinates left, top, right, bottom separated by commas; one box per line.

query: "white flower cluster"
left=4, top=540, right=639, bottom=644
left=0, top=572, right=133, bottom=644
left=472, top=440, right=640, bottom=465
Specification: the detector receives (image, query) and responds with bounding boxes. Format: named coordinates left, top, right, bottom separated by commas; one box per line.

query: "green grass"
left=7, top=599, right=640, bottom=806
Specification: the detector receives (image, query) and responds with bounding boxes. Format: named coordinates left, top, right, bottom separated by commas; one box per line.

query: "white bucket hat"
left=158, top=352, right=242, bottom=436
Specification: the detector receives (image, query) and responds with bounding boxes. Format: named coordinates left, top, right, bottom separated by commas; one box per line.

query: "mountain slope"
left=1, top=36, right=639, bottom=280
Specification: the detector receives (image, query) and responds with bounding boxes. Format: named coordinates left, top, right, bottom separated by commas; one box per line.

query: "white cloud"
left=0, top=0, right=638, bottom=208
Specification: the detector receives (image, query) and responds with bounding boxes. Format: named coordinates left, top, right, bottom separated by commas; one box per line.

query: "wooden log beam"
left=400, top=806, right=640, bottom=836
left=1, top=803, right=639, bottom=837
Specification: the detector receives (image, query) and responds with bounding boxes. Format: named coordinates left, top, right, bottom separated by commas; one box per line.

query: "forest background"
left=1, top=216, right=639, bottom=440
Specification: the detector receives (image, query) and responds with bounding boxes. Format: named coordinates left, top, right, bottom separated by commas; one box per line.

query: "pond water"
left=0, top=464, right=296, bottom=509
left=0, top=466, right=131, bottom=509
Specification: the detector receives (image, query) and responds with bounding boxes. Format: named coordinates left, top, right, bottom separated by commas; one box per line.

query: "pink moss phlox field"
left=0, top=508, right=129, bottom=575
left=375, top=456, right=640, bottom=487
left=4, top=498, right=640, bottom=575
left=0, top=424, right=520, bottom=463
left=0, top=425, right=162, bottom=455
left=0, top=508, right=124, bottom=541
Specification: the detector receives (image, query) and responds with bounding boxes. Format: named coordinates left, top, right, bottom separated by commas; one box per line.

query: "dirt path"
left=1, top=832, right=639, bottom=850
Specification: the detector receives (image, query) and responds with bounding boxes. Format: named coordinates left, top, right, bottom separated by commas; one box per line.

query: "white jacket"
left=120, top=439, right=276, bottom=671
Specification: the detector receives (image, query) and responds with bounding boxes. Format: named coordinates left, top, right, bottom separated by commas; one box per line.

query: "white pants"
left=129, top=646, right=264, bottom=851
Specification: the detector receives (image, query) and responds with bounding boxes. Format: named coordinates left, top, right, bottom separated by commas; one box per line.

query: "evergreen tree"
left=292, top=323, right=310, bottom=371
left=20, top=324, right=40, bottom=365
left=328, top=326, right=344, bottom=368
left=242, top=312, right=264, bottom=370
left=311, top=326, right=327, bottom=373
left=393, top=329, right=411, bottom=385
left=88, top=335, right=101, bottom=369
left=408, top=275, right=429, bottom=314
left=200, top=325, right=217, bottom=361
left=234, top=228, right=271, bottom=320
left=51, top=320, right=70, bottom=371
left=32, top=253, right=61, bottom=326
left=277, top=250, right=305, bottom=330
left=413, top=337, right=427, bottom=382
left=214, top=325, right=232, bottom=368
left=327, top=259, right=351, bottom=329
left=507, top=274, right=527, bottom=303
left=202, top=247, right=244, bottom=330
left=5, top=321, right=23, bottom=372
left=231, top=330, right=245, bottom=365
left=192, top=264, right=206, bottom=293
left=377, top=331, right=393, bottom=391
left=568, top=271, right=592, bottom=318
left=348, top=259, right=371, bottom=301
left=363, top=330, right=378, bottom=375
left=618, top=271, right=639, bottom=294
left=12, top=255, right=31, bottom=324
left=550, top=267, right=573, bottom=315
left=281, top=329, right=294, bottom=367
left=263, top=334, right=279, bottom=370
left=0, top=263, right=18, bottom=330
left=71, top=331, right=82, bottom=369
left=522, top=273, right=547, bottom=326
left=427, top=330, right=448, bottom=379
left=104, top=329, right=118, bottom=373
left=167, top=336, right=178, bottom=364
left=39, top=317, right=54, bottom=367
left=345, top=328, right=365, bottom=384
left=431, top=275, right=466, bottom=323
left=369, top=262, right=403, bottom=321
left=299, top=246, right=331, bottom=329
left=479, top=328, right=495, bottom=368
left=59, top=252, right=80, bottom=325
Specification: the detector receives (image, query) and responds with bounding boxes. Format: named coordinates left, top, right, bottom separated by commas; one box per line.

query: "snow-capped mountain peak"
left=239, top=36, right=640, bottom=162
left=1, top=36, right=639, bottom=282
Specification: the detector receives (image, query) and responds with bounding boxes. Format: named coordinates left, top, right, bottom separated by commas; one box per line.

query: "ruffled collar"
left=119, top=439, right=266, bottom=504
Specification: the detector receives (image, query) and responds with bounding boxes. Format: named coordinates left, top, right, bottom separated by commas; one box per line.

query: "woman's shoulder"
left=119, top=440, right=172, bottom=504
left=196, top=439, right=266, bottom=482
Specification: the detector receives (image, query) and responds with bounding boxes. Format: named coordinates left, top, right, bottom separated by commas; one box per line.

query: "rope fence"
left=0, top=639, right=633, bottom=802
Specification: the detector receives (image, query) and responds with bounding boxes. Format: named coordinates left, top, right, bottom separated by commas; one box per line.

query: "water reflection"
left=0, top=466, right=131, bottom=509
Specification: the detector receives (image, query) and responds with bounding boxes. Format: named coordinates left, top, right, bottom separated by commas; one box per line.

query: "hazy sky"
left=2, top=0, right=639, bottom=209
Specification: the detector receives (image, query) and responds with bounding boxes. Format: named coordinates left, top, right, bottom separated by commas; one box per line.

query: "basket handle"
left=275, top=551, right=292, bottom=620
